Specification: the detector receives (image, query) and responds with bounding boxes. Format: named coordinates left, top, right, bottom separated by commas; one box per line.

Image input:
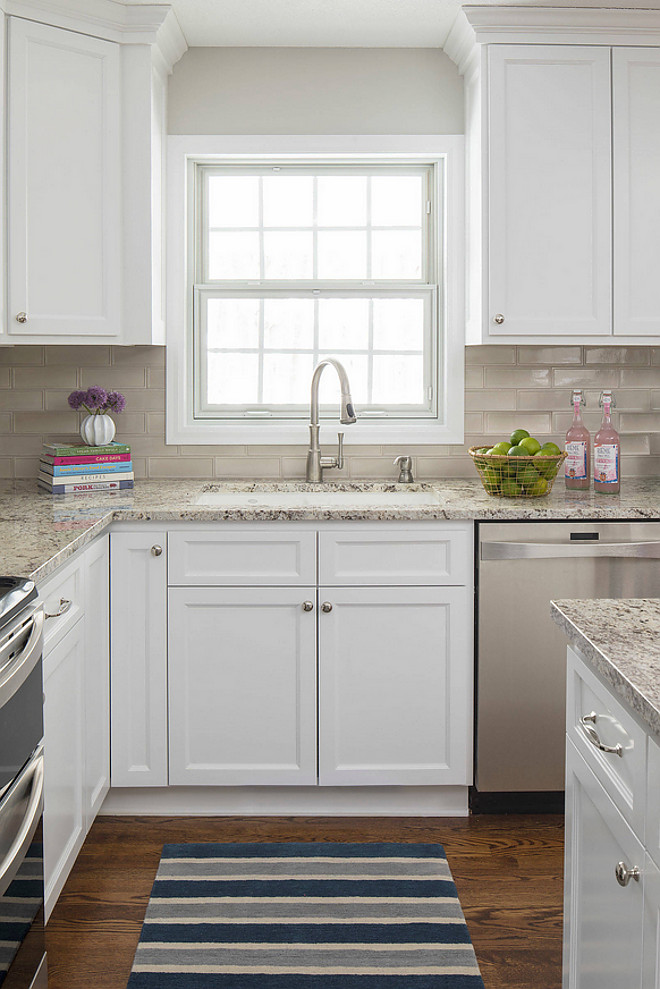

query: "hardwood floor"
left=45, top=813, right=564, bottom=989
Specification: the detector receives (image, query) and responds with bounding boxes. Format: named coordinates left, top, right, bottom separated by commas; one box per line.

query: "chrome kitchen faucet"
left=305, top=359, right=356, bottom=482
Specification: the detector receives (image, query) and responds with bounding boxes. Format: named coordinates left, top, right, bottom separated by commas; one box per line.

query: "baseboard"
left=99, top=785, right=470, bottom=817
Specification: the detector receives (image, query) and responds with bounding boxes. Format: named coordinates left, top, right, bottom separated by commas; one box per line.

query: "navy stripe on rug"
left=127, top=842, right=485, bottom=989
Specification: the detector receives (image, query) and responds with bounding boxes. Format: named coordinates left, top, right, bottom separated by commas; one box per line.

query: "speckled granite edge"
left=551, top=599, right=660, bottom=739
left=1, top=476, right=658, bottom=586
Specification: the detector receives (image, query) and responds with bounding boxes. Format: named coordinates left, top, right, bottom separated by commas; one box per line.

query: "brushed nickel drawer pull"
left=151, top=545, right=163, bottom=557
left=45, top=599, right=72, bottom=620
left=580, top=712, right=623, bottom=757
left=302, top=601, right=314, bottom=612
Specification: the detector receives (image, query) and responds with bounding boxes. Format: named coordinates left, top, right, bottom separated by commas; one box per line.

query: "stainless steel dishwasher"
left=474, top=521, right=660, bottom=812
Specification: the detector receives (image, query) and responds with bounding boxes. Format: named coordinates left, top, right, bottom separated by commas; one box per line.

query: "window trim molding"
left=166, top=134, right=465, bottom=445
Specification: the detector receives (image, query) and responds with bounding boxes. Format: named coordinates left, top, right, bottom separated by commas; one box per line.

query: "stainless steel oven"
left=0, top=579, right=45, bottom=988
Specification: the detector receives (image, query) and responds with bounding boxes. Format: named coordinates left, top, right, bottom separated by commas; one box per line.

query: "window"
left=167, top=139, right=464, bottom=444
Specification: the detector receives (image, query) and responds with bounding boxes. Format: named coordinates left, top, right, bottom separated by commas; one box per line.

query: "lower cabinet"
left=43, top=620, right=86, bottom=918
left=643, top=854, right=660, bottom=989
left=563, top=739, right=644, bottom=989
left=112, top=522, right=474, bottom=790
left=318, top=585, right=471, bottom=785
left=41, top=535, right=110, bottom=918
left=168, top=587, right=317, bottom=785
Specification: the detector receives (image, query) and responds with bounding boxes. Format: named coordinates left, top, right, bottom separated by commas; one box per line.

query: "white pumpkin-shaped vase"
left=80, top=414, right=116, bottom=447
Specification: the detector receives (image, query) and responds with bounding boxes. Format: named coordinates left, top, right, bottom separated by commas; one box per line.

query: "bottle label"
left=594, top=444, right=619, bottom=484
left=565, top=441, right=587, bottom=481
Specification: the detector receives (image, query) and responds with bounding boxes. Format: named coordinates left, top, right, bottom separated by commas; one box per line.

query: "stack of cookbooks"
left=38, top=439, right=134, bottom=493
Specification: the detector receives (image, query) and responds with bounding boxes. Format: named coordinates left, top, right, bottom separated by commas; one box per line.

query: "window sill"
left=165, top=419, right=464, bottom=446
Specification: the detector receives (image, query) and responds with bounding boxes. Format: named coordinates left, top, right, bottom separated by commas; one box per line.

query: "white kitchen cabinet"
left=110, top=531, right=168, bottom=787
left=168, top=587, right=317, bottom=785
left=43, top=619, right=85, bottom=919
left=7, top=18, right=121, bottom=339
left=563, top=738, right=644, bottom=989
left=487, top=45, right=612, bottom=340
left=318, top=585, right=472, bottom=786
left=613, top=48, right=660, bottom=337
left=83, top=535, right=110, bottom=828
left=643, top=854, right=660, bottom=989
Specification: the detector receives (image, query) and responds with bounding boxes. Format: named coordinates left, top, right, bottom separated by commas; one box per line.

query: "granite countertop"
left=3, top=476, right=660, bottom=584
left=551, top=598, right=660, bottom=738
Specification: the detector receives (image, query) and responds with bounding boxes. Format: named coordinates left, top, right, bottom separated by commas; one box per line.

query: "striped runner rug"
left=127, top=842, right=485, bottom=988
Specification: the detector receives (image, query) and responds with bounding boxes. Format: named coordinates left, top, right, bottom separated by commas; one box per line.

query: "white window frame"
left=166, top=135, right=465, bottom=445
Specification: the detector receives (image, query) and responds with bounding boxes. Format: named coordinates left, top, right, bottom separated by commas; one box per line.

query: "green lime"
left=534, top=452, right=559, bottom=479
left=476, top=447, right=491, bottom=455
left=501, top=479, right=522, bottom=497
left=519, top=436, right=542, bottom=456
left=507, top=445, right=527, bottom=457
left=540, top=441, right=561, bottom=456
left=482, top=467, right=501, bottom=491
left=528, top=477, right=549, bottom=496
left=510, top=428, right=530, bottom=446
left=518, top=465, right=541, bottom=486
left=490, top=441, right=512, bottom=455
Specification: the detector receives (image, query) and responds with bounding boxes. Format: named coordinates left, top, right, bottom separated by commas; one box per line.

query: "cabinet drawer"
left=168, top=530, right=316, bottom=586
left=39, top=556, right=84, bottom=652
left=567, top=645, right=647, bottom=837
left=319, top=526, right=471, bottom=586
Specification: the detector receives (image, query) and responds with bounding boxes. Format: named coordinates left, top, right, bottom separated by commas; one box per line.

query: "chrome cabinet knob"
left=15, top=312, right=27, bottom=324
left=615, top=861, right=640, bottom=887
left=151, top=545, right=163, bottom=557
left=302, top=601, right=314, bottom=612
left=493, top=313, right=505, bottom=325
left=321, top=602, right=333, bottom=613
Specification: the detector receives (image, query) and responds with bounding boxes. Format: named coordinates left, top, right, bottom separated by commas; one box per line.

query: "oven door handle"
left=0, top=608, right=44, bottom=710
left=0, top=745, right=44, bottom=900
left=480, top=541, right=660, bottom=561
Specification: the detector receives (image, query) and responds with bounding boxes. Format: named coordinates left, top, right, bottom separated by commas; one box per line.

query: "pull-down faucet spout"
left=306, top=359, right=356, bottom=483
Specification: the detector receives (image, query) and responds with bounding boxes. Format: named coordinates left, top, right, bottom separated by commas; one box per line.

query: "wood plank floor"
left=45, top=814, right=564, bottom=989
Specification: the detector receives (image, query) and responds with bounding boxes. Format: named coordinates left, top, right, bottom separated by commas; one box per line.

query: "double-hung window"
left=167, top=142, right=463, bottom=444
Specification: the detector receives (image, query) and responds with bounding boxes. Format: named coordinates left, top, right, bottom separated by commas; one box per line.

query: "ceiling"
left=121, top=0, right=660, bottom=47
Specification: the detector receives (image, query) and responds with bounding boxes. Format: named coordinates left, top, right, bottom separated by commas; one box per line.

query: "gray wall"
left=168, top=47, right=464, bottom=134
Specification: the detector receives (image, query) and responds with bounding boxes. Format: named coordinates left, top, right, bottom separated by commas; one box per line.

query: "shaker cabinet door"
left=613, top=48, right=660, bottom=337
left=318, top=586, right=472, bottom=786
left=563, top=740, right=644, bottom=989
left=168, top=587, right=317, bottom=786
left=487, top=45, right=612, bottom=338
left=7, top=18, right=121, bottom=339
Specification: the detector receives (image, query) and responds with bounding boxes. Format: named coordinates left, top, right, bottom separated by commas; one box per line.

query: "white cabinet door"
left=110, top=532, right=168, bottom=787
left=613, top=49, right=660, bottom=337
left=563, top=740, right=644, bottom=989
left=488, top=45, right=611, bottom=338
left=168, top=587, right=317, bottom=785
left=318, top=586, right=472, bottom=786
left=7, top=18, right=120, bottom=339
left=643, top=853, right=660, bottom=989
left=43, top=621, right=85, bottom=920
left=83, top=535, right=109, bottom=828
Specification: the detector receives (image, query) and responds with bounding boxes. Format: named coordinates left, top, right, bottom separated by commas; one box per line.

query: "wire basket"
left=469, top=446, right=567, bottom=498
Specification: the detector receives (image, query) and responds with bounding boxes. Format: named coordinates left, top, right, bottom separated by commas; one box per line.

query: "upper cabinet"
left=8, top=19, right=121, bottom=339
left=452, top=8, right=660, bottom=345
left=0, top=3, right=186, bottom=345
left=613, top=49, right=660, bottom=338
left=487, top=46, right=612, bottom=340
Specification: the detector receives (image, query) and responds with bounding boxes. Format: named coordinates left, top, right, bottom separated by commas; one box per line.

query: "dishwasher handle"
left=481, top=540, right=660, bottom=561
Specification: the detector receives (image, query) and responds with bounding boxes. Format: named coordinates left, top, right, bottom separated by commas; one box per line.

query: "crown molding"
left=0, top=0, right=187, bottom=71
left=461, top=5, right=660, bottom=47
left=443, top=10, right=477, bottom=76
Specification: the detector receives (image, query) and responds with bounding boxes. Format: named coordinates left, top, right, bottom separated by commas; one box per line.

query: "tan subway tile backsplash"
left=0, top=344, right=657, bottom=480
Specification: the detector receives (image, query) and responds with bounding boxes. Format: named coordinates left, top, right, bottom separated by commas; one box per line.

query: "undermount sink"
left=193, top=484, right=441, bottom=508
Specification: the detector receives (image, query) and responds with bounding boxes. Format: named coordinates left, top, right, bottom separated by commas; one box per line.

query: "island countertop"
left=2, top=477, right=660, bottom=585
left=551, top=598, right=660, bottom=739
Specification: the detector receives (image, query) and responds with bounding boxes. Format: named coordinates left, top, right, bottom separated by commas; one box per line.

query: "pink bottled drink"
left=564, top=389, right=590, bottom=490
left=594, top=390, right=620, bottom=494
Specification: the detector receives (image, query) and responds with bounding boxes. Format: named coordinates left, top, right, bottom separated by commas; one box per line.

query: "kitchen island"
left=552, top=597, right=660, bottom=989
